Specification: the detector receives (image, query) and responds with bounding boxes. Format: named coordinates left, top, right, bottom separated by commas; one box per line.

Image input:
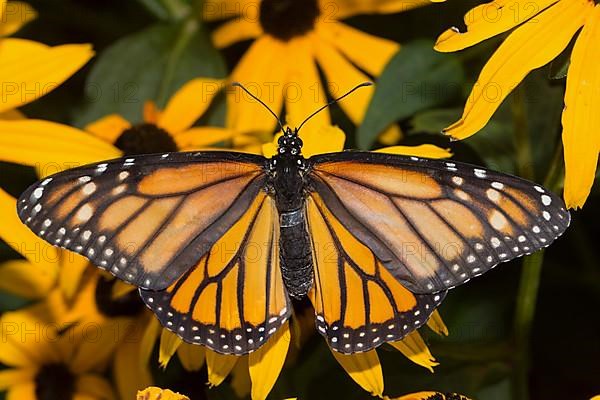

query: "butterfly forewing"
left=308, top=151, right=570, bottom=294
left=306, top=193, right=446, bottom=354
left=17, top=151, right=267, bottom=290
left=139, top=193, right=291, bottom=355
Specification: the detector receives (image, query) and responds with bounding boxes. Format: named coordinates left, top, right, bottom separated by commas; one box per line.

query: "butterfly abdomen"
left=279, top=208, right=313, bottom=299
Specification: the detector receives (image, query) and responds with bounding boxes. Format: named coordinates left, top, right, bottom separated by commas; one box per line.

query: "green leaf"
left=357, top=40, right=464, bottom=149
left=410, top=108, right=516, bottom=174
left=74, top=20, right=226, bottom=127
left=135, top=0, right=173, bottom=20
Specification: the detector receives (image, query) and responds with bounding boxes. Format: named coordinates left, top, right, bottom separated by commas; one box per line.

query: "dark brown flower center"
left=35, top=363, right=75, bottom=400
left=115, top=123, right=178, bottom=156
left=95, top=276, right=145, bottom=318
left=259, top=0, right=320, bottom=41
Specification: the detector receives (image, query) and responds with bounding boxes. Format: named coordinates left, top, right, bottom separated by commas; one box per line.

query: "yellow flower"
left=84, top=78, right=264, bottom=155
left=0, top=78, right=258, bottom=180
left=158, top=124, right=451, bottom=400
left=137, top=387, right=189, bottom=400
left=0, top=300, right=117, bottom=400
left=0, top=189, right=153, bottom=398
left=0, top=0, right=93, bottom=116
left=435, top=0, right=600, bottom=209
left=205, top=0, right=436, bottom=135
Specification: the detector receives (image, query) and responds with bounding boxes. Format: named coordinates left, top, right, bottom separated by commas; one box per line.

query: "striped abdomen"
left=279, top=208, right=313, bottom=299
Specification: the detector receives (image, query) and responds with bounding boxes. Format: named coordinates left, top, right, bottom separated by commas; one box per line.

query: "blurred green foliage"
left=1, top=0, right=598, bottom=399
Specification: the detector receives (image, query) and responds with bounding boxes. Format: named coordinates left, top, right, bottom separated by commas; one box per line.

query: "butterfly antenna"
left=297, top=82, right=373, bottom=133
left=231, top=82, right=285, bottom=133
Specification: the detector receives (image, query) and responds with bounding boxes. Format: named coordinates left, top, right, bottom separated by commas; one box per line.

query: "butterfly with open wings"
left=16, top=83, right=570, bottom=355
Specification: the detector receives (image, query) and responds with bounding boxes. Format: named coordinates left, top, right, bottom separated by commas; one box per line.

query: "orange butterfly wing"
left=17, top=152, right=267, bottom=290
left=306, top=193, right=445, bottom=354
left=139, top=193, right=291, bottom=355
left=308, top=152, right=570, bottom=294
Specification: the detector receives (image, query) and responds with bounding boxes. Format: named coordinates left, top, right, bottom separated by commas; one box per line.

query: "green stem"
left=512, top=125, right=565, bottom=400
left=160, top=0, right=190, bottom=19
left=156, top=17, right=198, bottom=106
left=513, top=250, right=545, bottom=400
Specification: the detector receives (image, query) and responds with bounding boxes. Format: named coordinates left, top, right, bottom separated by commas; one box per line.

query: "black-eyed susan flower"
left=0, top=300, right=117, bottom=399
left=84, top=78, right=265, bottom=155
left=0, top=0, right=93, bottom=117
left=435, top=0, right=600, bottom=209
left=0, top=78, right=260, bottom=179
left=205, top=0, right=437, bottom=135
left=156, top=124, right=452, bottom=400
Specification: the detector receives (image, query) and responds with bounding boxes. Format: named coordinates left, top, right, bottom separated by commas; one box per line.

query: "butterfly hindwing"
left=306, top=193, right=445, bottom=354
left=308, top=151, right=570, bottom=294
left=17, top=151, right=267, bottom=290
left=139, top=193, right=291, bottom=355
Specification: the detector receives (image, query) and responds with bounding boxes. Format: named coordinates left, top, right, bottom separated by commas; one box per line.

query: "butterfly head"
left=277, top=127, right=303, bottom=156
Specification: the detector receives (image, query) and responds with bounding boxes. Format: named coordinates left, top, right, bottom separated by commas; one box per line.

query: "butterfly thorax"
left=267, top=127, right=313, bottom=299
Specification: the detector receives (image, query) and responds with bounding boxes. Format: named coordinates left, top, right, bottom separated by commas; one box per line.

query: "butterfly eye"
left=278, top=136, right=287, bottom=146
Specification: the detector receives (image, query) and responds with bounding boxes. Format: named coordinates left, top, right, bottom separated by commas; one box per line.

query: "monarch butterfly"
left=16, top=83, right=569, bottom=355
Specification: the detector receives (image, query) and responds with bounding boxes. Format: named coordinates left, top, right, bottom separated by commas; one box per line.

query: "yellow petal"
left=6, top=382, right=36, bottom=400
left=212, top=17, right=262, bottom=49
left=390, top=331, right=438, bottom=372
left=0, top=306, right=62, bottom=368
left=0, top=1, right=37, bottom=36
left=284, top=36, right=330, bottom=134
left=331, top=0, right=431, bottom=19
left=75, top=374, right=117, bottom=400
left=444, top=0, right=591, bottom=140
left=318, top=21, right=399, bottom=76
left=70, top=319, right=130, bottom=374
left=392, top=392, right=472, bottom=400
left=262, top=134, right=279, bottom=158
left=330, top=349, right=384, bottom=397
left=177, top=343, right=206, bottom=372
left=561, top=4, right=600, bottom=209
left=115, top=333, right=153, bottom=400
left=0, top=188, right=60, bottom=279
left=84, top=114, right=131, bottom=144
left=426, top=310, right=449, bottom=336
left=0, top=259, right=55, bottom=299
left=109, top=279, right=136, bottom=300
left=230, top=357, right=251, bottom=398
left=159, top=329, right=183, bottom=369
left=137, top=387, right=190, bottom=400
left=143, top=100, right=160, bottom=124
left=206, top=349, right=238, bottom=387
left=0, top=108, right=26, bottom=119
left=378, top=125, right=403, bottom=146
left=249, top=322, right=291, bottom=400
left=158, top=78, right=223, bottom=134
left=228, top=36, right=286, bottom=134
left=301, top=125, right=346, bottom=158
left=314, top=39, right=373, bottom=124
left=173, top=127, right=238, bottom=150
left=0, top=368, right=36, bottom=390
left=0, top=39, right=93, bottom=112
left=0, top=119, right=121, bottom=176
left=375, top=144, right=452, bottom=159
left=435, top=0, right=559, bottom=52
